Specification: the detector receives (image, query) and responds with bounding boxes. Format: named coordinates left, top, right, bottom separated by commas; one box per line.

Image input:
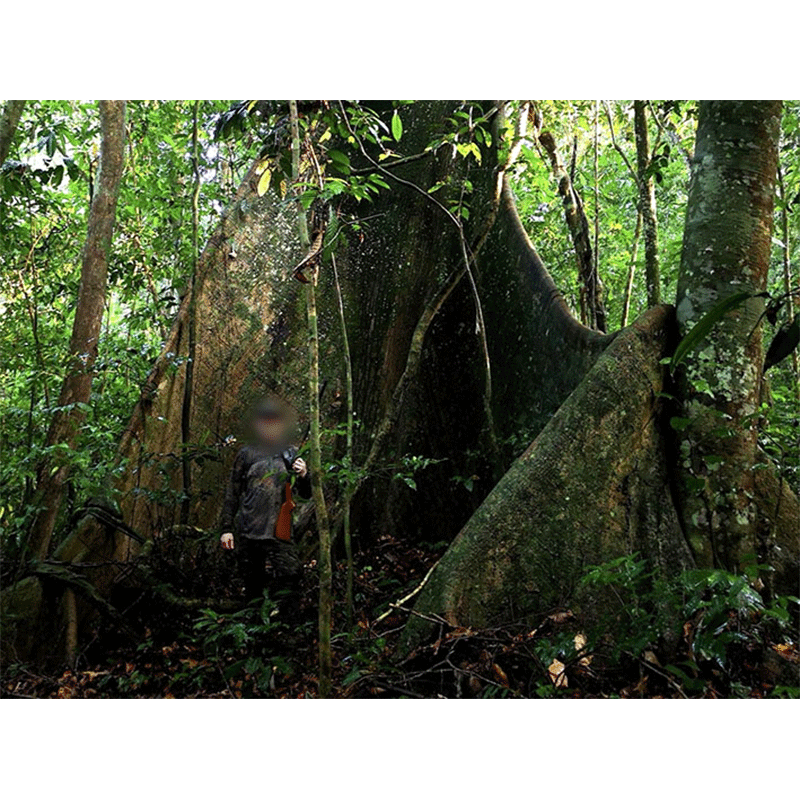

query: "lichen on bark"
left=675, top=101, right=783, bottom=572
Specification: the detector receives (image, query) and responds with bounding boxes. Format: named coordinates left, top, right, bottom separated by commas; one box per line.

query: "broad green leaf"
left=327, top=149, right=351, bottom=174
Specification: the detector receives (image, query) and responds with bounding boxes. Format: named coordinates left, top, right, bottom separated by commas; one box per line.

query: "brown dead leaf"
left=548, top=659, right=568, bottom=688
left=492, top=663, right=510, bottom=688
left=573, top=632, right=593, bottom=666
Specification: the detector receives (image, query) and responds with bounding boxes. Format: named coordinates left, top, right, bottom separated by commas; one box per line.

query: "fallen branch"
left=374, top=564, right=437, bottom=624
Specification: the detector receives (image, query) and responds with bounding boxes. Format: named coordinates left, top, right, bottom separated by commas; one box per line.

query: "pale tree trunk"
left=675, top=100, right=783, bottom=573
left=27, top=101, right=126, bottom=561
left=0, top=100, right=25, bottom=166
left=620, top=210, right=642, bottom=328
left=593, top=101, right=600, bottom=290
left=634, top=100, right=661, bottom=307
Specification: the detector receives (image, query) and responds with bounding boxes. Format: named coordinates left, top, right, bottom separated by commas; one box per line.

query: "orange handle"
left=275, top=481, right=295, bottom=542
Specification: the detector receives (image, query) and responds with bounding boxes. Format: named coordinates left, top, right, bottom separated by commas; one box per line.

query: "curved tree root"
left=404, top=305, right=693, bottom=651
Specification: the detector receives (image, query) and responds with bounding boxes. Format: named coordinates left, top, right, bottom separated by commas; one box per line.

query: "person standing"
left=219, top=401, right=311, bottom=603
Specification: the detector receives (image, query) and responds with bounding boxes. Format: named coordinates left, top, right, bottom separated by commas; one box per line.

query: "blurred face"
left=253, top=415, right=287, bottom=447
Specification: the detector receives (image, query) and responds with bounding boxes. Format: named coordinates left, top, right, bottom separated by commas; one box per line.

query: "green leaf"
left=391, top=111, right=403, bottom=142
left=670, top=291, right=753, bottom=371
left=327, top=149, right=351, bottom=175
left=321, top=212, right=340, bottom=262
left=669, top=416, right=691, bottom=431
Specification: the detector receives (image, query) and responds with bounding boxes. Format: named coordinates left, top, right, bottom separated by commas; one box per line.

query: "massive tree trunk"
left=9, top=101, right=793, bottom=669
left=405, top=100, right=798, bottom=648
left=404, top=305, right=692, bottom=649
left=27, top=101, right=126, bottom=561
left=2, top=102, right=608, bottom=667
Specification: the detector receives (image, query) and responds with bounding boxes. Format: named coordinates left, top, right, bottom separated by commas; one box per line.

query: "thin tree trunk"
left=538, top=127, right=607, bottom=332
left=0, top=100, right=25, bottom=167
left=676, top=101, right=782, bottom=571
left=602, top=101, right=644, bottom=329
left=648, top=101, right=692, bottom=170
left=290, top=100, right=333, bottom=697
left=776, top=162, right=800, bottom=400
left=593, top=100, right=600, bottom=284
left=180, top=101, right=201, bottom=525
left=621, top=210, right=643, bottom=328
left=331, top=252, right=355, bottom=628
left=634, top=101, right=661, bottom=307
left=27, top=101, right=126, bottom=561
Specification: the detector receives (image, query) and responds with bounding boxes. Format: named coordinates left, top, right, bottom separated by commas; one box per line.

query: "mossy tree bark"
left=674, top=101, right=784, bottom=575
left=405, top=305, right=693, bottom=649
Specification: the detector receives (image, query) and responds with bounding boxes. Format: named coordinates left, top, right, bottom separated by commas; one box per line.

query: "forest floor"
left=2, top=530, right=798, bottom=699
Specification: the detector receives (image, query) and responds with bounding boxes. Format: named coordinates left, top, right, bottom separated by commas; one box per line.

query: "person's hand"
left=220, top=532, right=234, bottom=550
left=292, top=457, right=308, bottom=478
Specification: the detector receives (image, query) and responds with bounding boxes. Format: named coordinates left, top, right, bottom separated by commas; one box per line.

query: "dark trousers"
left=238, top=537, right=302, bottom=603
